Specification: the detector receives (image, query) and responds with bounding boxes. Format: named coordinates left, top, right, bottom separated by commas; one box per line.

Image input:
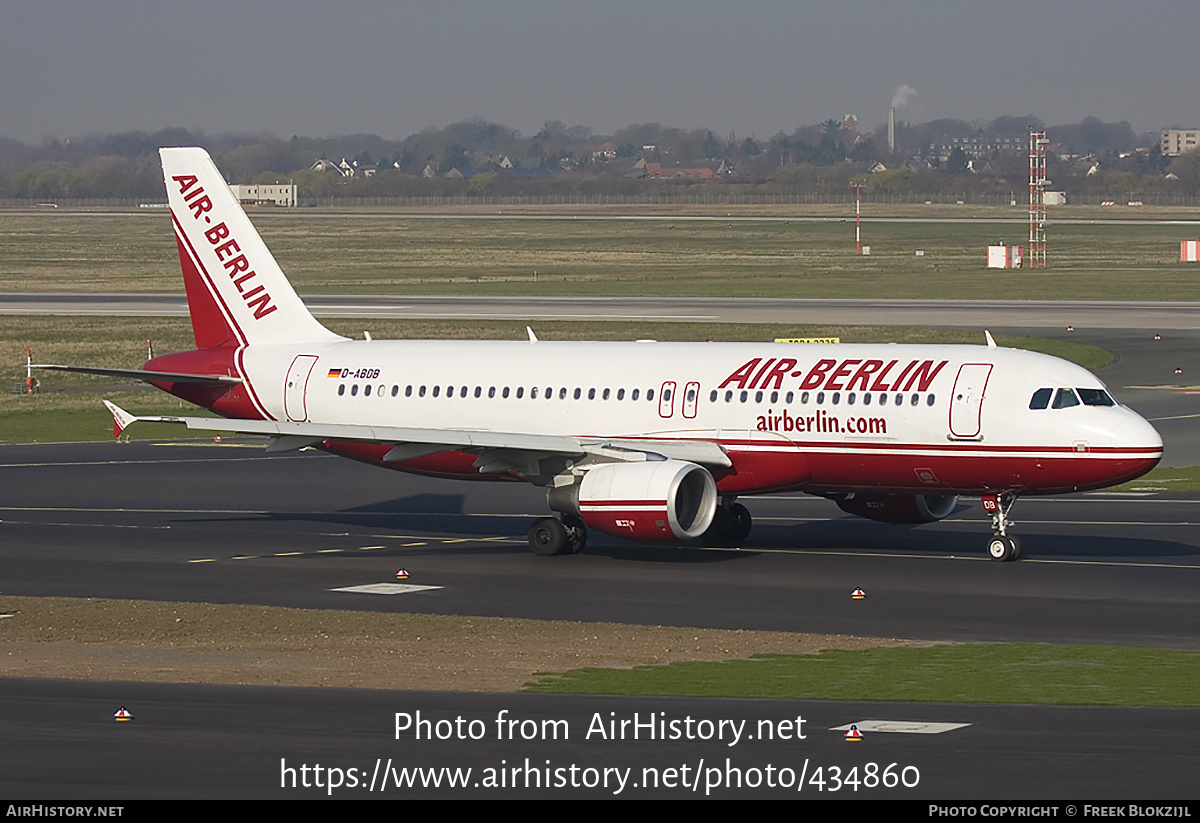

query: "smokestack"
left=888, top=107, right=895, bottom=154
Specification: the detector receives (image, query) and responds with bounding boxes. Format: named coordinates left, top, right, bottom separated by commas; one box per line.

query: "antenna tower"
left=1028, top=130, right=1049, bottom=267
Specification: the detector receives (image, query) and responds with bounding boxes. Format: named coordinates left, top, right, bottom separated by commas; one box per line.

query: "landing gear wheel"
left=562, top=514, right=588, bottom=554
left=987, top=535, right=1020, bottom=562
left=529, top=517, right=570, bottom=557
left=729, top=503, right=752, bottom=543
left=703, top=502, right=753, bottom=546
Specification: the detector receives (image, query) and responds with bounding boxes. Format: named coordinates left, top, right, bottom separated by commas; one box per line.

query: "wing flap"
left=102, top=403, right=731, bottom=468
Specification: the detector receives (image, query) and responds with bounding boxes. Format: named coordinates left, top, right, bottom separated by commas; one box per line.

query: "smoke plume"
left=891, top=84, right=917, bottom=108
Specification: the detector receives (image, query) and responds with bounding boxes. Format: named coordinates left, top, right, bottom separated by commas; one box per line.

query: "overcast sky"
left=3, top=0, right=1197, bottom=144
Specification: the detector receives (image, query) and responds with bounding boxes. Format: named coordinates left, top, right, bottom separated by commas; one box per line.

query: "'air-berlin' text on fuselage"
left=718, top=357, right=948, bottom=393
left=171, top=174, right=277, bottom=320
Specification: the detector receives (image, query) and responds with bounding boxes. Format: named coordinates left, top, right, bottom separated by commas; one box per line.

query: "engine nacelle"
left=835, top=492, right=958, bottom=524
left=549, top=460, right=717, bottom=541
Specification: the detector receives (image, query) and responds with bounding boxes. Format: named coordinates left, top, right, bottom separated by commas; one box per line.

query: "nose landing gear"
left=982, top=493, right=1022, bottom=561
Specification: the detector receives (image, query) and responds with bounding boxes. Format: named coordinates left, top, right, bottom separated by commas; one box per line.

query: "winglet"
left=103, top=401, right=139, bottom=439
left=984, top=330, right=997, bottom=348
left=526, top=326, right=538, bottom=343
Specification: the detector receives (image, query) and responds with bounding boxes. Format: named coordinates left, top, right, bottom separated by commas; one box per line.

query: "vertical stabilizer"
left=160, top=147, right=344, bottom=348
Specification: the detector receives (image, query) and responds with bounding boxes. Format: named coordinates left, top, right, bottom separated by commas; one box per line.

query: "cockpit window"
left=1052, top=388, right=1080, bottom=409
left=1029, top=388, right=1052, bottom=410
left=1077, top=388, right=1116, bottom=407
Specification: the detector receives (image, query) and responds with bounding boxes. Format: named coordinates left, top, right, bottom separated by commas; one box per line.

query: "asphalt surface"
left=5, top=293, right=1200, bottom=329
left=4, top=678, right=1197, bottom=800
left=1, top=440, right=1198, bottom=643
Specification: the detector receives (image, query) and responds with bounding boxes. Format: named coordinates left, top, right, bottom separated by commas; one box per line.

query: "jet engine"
left=548, top=460, right=717, bottom=541
left=835, top=492, right=958, bottom=524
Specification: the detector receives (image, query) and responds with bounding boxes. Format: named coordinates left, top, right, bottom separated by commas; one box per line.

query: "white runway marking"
left=331, top=583, right=443, bottom=595
left=831, top=720, right=971, bottom=734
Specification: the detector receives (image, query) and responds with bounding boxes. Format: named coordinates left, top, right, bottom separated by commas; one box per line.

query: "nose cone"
left=1107, top=412, right=1163, bottom=485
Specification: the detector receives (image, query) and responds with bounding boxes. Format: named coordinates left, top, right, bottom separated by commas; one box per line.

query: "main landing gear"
left=528, top=515, right=587, bottom=557
left=703, top=500, right=753, bottom=547
left=983, top=492, right=1022, bottom=562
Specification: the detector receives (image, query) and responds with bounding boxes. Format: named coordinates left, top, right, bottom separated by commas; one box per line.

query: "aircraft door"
left=284, top=354, right=319, bottom=422
left=949, top=363, right=992, bottom=439
left=659, top=381, right=677, bottom=418
left=682, top=381, right=700, bottom=419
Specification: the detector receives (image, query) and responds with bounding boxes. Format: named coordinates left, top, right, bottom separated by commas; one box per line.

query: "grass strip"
left=526, top=644, right=1200, bottom=706
left=1114, top=465, right=1200, bottom=492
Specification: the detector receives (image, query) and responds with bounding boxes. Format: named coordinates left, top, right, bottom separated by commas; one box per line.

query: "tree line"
left=1, top=115, right=1197, bottom=201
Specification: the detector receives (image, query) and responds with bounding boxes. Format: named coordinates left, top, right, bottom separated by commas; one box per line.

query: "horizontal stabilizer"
left=35, top=365, right=241, bottom=385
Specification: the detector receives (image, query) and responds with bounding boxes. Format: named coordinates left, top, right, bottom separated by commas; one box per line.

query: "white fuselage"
left=237, top=338, right=1162, bottom=497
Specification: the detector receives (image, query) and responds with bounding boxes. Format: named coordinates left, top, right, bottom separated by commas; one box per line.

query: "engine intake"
left=549, top=460, right=717, bottom=541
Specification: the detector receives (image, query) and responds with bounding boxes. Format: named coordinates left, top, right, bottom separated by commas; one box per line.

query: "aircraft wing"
left=102, top=402, right=731, bottom=468
left=35, top=365, right=242, bottom=385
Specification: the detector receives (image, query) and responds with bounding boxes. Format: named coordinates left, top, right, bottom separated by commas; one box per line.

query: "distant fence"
left=3, top=193, right=1199, bottom=208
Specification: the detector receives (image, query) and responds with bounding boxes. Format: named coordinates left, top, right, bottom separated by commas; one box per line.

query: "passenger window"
left=647, top=389, right=655, bottom=401
left=338, top=384, right=345, bottom=396
left=618, top=388, right=625, bottom=400
left=1052, top=388, right=1080, bottom=409
left=801, top=391, right=810, bottom=404
left=927, top=394, right=936, bottom=406
left=632, top=389, right=640, bottom=401
left=832, top=392, right=840, bottom=405
left=710, top=390, right=718, bottom=402
left=1029, top=388, right=1052, bottom=410
left=391, top=385, right=399, bottom=397
left=364, top=385, right=372, bottom=397
left=419, top=385, right=426, bottom=397
left=755, top=390, right=763, bottom=403
left=848, top=392, right=856, bottom=405
left=351, top=384, right=359, bottom=396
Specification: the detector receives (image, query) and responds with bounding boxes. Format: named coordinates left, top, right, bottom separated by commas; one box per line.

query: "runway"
left=4, top=677, right=1198, bottom=799
left=4, top=292, right=1200, bottom=329
left=1, top=440, right=1198, bottom=643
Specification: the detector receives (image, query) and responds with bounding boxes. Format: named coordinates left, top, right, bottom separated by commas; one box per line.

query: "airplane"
left=38, top=147, right=1163, bottom=562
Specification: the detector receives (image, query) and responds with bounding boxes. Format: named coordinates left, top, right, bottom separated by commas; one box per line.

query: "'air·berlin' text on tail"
left=160, top=147, right=342, bottom=349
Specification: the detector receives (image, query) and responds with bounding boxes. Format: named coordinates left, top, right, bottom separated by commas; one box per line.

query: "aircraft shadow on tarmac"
left=751, top=516, right=1199, bottom=561
left=163, top=492, right=1198, bottom=563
